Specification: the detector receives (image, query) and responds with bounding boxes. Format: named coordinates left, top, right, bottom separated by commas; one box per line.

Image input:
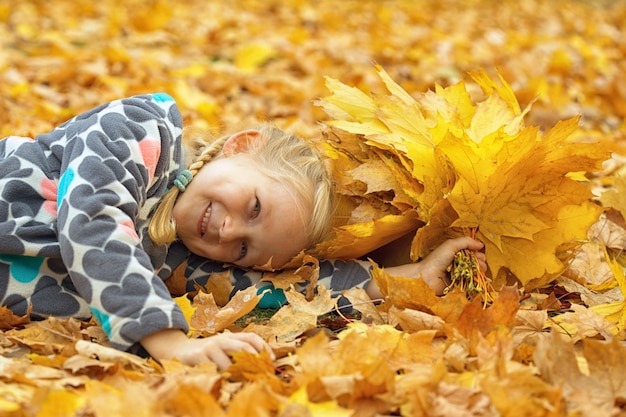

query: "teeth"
left=201, top=204, right=211, bottom=235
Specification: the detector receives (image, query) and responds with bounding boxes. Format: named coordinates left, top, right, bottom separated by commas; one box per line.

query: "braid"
left=148, top=136, right=229, bottom=245
left=188, top=135, right=229, bottom=176
left=149, top=126, right=336, bottom=259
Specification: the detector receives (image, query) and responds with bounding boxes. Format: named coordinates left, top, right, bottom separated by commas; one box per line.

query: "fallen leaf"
left=387, top=306, right=445, bottom=335
left=370, top=262, right=439, bottom=311
left=281, top=387, right=352, bottom=417
left=513, top=309, right=548, bottom=346
left=190, top=287, right=262, bottom=335
left=341, top=287, right=385, bottom=325
left=0, top=306, right=31, bottom=330
left=284, top=285, right=336, bottom=317
left=245, top=305, right=318, bottom=344
left=455, top=286, right=520, bottom=339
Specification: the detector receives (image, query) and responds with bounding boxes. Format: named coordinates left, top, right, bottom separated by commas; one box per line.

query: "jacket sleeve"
left=52, top=94, right=188, bottom=350
left=176, top=253, right=374, bottom=310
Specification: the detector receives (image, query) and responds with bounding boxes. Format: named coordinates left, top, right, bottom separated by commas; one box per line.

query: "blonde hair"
left=148, top=125, right=335, bottom=252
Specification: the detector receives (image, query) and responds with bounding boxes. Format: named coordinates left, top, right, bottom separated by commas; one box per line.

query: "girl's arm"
left=52, top=94, right=189, bottom=351
left=140, top=329, right=273, bottom=369
left=177, top=237, right=485, bottom=305
left=365, top=236, right=486, bottom=298
left=312, top=236, right=485, bottom=300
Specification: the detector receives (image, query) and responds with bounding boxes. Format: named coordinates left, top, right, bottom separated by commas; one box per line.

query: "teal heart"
left=0, top=254, right=44, bottom=283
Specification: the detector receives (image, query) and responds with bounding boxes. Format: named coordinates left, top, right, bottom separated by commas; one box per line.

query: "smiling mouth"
left=200, top=203, right=212, bottom=236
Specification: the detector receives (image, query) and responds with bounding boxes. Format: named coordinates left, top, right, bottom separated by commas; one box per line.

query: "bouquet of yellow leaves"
left=312, top=65, right=608, bottom=293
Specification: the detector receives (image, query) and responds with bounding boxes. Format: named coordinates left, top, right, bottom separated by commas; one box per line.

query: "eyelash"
left=252, top=199, right=260, bottom=218
left=239, top=198, right=261, bottom=259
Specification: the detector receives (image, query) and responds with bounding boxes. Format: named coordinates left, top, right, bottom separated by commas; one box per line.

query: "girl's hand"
left=367, top=237, right=486, bottom=297
left=141, top=329, right=275, bottom=370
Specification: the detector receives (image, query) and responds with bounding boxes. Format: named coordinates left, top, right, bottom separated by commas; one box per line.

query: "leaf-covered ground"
left=2, top=0, right=626, bottom=416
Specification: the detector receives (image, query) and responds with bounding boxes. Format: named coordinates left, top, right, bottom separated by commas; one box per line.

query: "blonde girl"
left=0, top=93, right=484, bottom=369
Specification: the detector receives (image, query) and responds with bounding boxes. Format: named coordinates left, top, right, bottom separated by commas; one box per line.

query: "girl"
left=0, top=93, right=484, bottom=369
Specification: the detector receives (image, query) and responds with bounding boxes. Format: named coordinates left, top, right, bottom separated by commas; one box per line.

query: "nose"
left=219, top=215, right=244, bottom=243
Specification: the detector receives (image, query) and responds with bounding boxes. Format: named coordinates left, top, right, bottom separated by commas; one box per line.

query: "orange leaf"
left=455, top=286, right=519, bottom=339
left=0, top=305, right=30, bottom=330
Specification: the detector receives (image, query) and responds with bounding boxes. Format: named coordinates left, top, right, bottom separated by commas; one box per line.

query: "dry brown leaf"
left=226, top=351, right=289, bottom=396
left=0, top=306, right=31, bottom=330
left=566, top=241, right=614, bottom=287
left=0, top=355, right=65, bottom=383
left=431, top=288, right=472, bottom=325
left=190, top=287, right=261, bottom=335
left=226, top=382, right=282, bottom=417
left=348, top=159, right=400, bottom=194
left=202, top=270, right=235, bottom=307
left=387, top=306, right=445, bottom=335
left=70, top=340, right=160, bottom=374
left=245, top=306, right=318, bottom=344
left=582, top=337, right=626, bottom=407
left=341, top=287, right=385, bottom=325
left=534, top=331, right=626, bottom=414
left=156, top=383, right=226, bottom=417
left=513, top=309, right=548, bottom=346
left=428, top=382, right=495, bottom=417
left=550, top=303, right=617, bottom=342
left=6, top=317, right=84, bottom=356
left=589, top=213, right=626, bottom=251
left=262, top=255, right=320, bottom=293
left=284, top=285, right=335, bottom=317
left=556, top=275, right=623, bottom=307
left=455, top=286, right=520, bottom=340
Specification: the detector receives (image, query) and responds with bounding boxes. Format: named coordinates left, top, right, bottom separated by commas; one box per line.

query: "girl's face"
left=172, top=132, right=310, bottom=268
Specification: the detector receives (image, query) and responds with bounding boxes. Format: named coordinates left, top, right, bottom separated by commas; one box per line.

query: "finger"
left=206, top=349, right=233, bottom=370
left=214, top=335, right=260, bottom=355
left=228, top=333, right=275, bottom=359
left=439, top=237, right=474, bottom=254
left=458, top=236, right=484, bottom=251
left=468, top=239, right=484, bottom=251
left=470, top=251, right=487, bottom=272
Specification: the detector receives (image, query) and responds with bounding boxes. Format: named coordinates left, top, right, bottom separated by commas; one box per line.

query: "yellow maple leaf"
left=174, top=295, right=195, bottom=326
left=317, top=65, right=608, bottom=290
left=371, top=262, right=439, bottom=310
left=317, top=76, right=387, bottom=136
left=37, top=390, right=86, bottom=417
left=590, top=245, right=626, bottom=332
left=486, top=202, right=602, bottom=289
left=312, top=211, right=422, bottom=260
left=282, top=387, right=352, bottom=417
left=234, top=42, right=278, bottom=71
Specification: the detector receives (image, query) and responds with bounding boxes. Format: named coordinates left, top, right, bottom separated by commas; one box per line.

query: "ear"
left=222, top=129, right=265, bottom=156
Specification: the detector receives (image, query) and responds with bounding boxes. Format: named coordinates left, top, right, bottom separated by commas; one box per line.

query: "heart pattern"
left=0, top=94, right=188, bottom=350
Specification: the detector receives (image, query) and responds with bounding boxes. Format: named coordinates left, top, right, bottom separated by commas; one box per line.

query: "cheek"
left=171, top=199, right=185, bottom=224
left=191, top=244, right=225, bottom=263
